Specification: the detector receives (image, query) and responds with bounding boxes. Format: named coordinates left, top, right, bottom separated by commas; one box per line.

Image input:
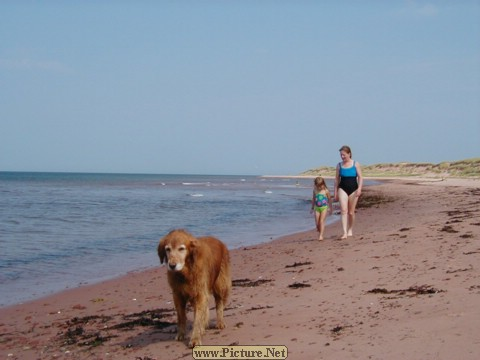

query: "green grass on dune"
left=301, top=158, right=480, bottom=178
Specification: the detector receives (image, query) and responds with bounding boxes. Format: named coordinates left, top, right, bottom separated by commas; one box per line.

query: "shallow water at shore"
left=0, top=172, right=339, bottom=306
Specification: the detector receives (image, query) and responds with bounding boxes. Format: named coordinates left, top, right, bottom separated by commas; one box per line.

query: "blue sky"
left=1, top=1, right=479, bottom=175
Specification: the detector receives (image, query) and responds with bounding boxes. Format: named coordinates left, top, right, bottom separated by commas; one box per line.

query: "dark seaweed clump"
left=357, top=190, right=395, bottom=209
left=232, top=278, right=273, bottom=287
left=367, top=285, right=444, bottom=296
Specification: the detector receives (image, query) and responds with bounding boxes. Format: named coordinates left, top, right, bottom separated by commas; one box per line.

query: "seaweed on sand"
left=57, top=308, right=175, bottom=349
left=232, top=278, right=273, bottom=287
left=357, top=190, right=395, bottom=209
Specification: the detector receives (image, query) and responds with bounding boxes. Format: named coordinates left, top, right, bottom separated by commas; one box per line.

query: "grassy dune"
left=301, top=158, right=480, bottom=178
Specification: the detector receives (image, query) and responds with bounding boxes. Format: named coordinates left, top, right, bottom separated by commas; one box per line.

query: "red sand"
left=1, top=178, right=479, bottom=359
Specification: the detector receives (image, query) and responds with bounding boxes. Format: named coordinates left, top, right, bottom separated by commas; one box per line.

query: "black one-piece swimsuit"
left=338, top=162, right=358, bottom=196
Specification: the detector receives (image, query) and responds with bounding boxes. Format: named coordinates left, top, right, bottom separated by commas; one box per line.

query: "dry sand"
left=1, top=178, right=479, bottom=360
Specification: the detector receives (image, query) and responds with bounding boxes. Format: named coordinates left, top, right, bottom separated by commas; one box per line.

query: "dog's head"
left=157, top=229, right=197, bottom=272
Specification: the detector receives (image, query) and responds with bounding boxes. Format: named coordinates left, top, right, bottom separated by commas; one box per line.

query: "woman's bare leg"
left=338, top=188, right=349, bottom=239
left=347, top=191, right=359, bottom=236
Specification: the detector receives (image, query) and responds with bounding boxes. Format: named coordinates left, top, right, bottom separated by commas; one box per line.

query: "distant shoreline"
left=261, top=174, right=480, bottom=187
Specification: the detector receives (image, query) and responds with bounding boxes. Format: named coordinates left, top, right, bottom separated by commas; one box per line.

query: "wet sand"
left=1, top=178, right=479, bottom=359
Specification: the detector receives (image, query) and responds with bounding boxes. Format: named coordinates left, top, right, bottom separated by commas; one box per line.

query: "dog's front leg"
left=173, top=294, right=187, bottom=341
left=189, top=294, right=208, bottom=348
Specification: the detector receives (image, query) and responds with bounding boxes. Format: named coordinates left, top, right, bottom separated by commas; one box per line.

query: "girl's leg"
left=337, top=188, right=349, bottom=239
left=319, top=210, right=327, bottom=240
left=314, top=211, right=321, bottom=232
left=347, top=191, right=360, bottom=236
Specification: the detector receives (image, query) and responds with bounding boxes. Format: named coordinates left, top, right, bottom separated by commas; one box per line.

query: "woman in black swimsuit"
left=334, top=145, right=363, bottom=239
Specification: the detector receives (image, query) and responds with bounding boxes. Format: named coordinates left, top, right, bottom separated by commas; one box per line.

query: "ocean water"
left=0, top=172, right=338, bottom=307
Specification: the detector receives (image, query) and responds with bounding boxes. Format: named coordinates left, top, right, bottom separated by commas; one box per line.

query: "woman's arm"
left=334, top=163, right=340, bottom=201
left=356, top=162, right=363, bottom=197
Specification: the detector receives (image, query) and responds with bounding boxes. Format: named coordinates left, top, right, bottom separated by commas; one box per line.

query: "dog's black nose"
left=169, top=263, right=177, bottom=270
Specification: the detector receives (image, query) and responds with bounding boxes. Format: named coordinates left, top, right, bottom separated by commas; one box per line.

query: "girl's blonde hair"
left=314, top=176, right=327, bottom=190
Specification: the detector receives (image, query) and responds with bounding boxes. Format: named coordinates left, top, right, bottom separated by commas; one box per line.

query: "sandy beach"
left=1, top=178, right=479, bottom=360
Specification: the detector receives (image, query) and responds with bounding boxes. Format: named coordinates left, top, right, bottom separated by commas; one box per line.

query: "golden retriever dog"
left=157, top=229, right=231, bottom=347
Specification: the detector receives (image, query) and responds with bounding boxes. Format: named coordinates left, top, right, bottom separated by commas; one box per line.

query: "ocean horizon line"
left=0, top=170, right=265, bottom=176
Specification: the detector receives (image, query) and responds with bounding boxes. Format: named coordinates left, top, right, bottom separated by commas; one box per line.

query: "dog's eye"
left=179, top=246, right=186, bottom=251
left=165, top=247, right=171, bottom=253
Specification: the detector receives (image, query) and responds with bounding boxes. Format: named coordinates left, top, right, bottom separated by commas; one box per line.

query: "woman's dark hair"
left=339, top=145, right=352, bottom=157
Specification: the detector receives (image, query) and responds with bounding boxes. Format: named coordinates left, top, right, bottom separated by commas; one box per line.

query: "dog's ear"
left=188, top=237, right=198, bottom=259
left=157, top=237, right=167, bottom=264
left=189, top=237, right=198, bottom=248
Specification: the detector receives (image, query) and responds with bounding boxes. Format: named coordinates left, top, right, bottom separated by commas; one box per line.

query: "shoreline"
left=0, top=173, right=318, bottom=309
left=263, top=174, right=480, bottom=185
left=0, top=217, right=341, bottom=310
left=1, top=178, right=479, bottom=359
